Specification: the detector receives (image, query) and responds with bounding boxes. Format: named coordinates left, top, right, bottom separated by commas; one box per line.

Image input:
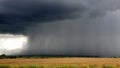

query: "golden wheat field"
left=0, top=58, right=120, bottom=68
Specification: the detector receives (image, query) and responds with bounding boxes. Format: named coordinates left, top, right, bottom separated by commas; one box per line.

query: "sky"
left=0, top=0, right=120, bottom=57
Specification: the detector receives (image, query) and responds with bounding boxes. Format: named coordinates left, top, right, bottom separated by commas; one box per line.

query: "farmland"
left=0, top=58, right=120, bottom=68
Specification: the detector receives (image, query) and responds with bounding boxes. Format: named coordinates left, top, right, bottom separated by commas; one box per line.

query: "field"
left=0, top=58, right=120, bottom=68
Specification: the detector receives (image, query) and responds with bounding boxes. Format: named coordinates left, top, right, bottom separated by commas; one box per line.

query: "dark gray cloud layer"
left=1, top=0, right=120, bottom=56
left=0, top=0, right=109, bottom=33
left=0, top=0, right=83, bottom=33
left=0, top=0, right=119, bottom=33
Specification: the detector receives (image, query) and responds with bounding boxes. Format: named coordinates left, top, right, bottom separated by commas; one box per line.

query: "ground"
left=0, top=58, right=120, bottom=65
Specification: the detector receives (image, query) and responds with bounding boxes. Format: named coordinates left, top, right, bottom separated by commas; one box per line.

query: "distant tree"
left=0, top=54, right=6, bottom=59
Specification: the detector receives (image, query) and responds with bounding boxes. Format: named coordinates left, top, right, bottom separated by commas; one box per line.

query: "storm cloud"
left=0, top=0, right=82, bottom=33
left=0, top=0, right=119, bottom=33
left=0, top=0, right=120, bottom=57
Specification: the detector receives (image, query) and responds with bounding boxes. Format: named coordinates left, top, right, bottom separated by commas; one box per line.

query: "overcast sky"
left=1, top=0, right=120, bottom=57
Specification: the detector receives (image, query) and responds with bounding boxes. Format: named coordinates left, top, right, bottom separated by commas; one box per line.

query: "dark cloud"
left=0, top=0, right=112, bottom=34
left=0, top=0, right=85, bottom=33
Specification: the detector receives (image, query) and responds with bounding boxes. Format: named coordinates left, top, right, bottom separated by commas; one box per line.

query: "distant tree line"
left=0, top=54, right=23, bottom=59
left=0, top=54, right=119, bottom=59
left=0, top=54, right=6, bottom=59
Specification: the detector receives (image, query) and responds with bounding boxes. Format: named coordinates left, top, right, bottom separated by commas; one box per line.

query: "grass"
left=0, top=58, right=120, bottom=68
left=0, top=65, right=79, bottom=68
left=0, top=65, right=120, bottom=68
